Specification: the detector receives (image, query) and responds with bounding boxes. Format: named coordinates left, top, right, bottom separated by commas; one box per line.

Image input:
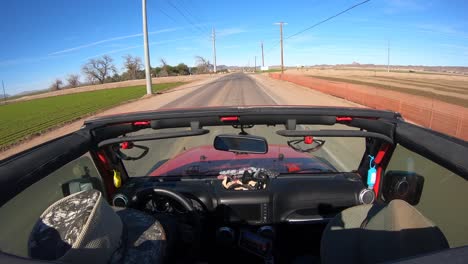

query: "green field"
left=0, top=82, right=185, bottom=149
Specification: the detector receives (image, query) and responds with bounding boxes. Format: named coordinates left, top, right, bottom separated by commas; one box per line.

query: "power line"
left=265, top=39, right=280, bottom=55
left=286, top=0, right=371, bottom=40
left=158, top=7, right=179, bottom=25
left=167, top=0, right=207, bottom=35
left=174, top=0, right=210, bottom=33
left=265, top=0, right=371, bottom=55
left=158, top=3, right=211, bottom=41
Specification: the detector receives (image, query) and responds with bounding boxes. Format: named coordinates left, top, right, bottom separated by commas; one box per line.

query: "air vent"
left=112, top=194, right=128, bottom=207
left=216, top=227, right=235, bottom=247
left=258, top=226, right=275, bottom=239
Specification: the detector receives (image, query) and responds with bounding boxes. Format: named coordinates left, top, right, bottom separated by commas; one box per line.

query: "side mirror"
left=382, top=170, right=424, bottom=205
left=62, top=178, right=101, bottom=196
left=214, top=134, right=268, bottom=154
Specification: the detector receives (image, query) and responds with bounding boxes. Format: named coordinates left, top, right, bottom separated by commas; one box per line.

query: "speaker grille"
left=112, top=194, right=128, bottom=207
left=359, top=189, right=375, bottom=204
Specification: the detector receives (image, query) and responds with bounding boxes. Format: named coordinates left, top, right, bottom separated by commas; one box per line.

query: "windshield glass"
left=121, top=124, right=364, bottom=177
left=1, top=1, right=466, bottom=177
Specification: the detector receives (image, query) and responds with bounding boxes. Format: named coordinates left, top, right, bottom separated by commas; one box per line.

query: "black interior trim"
left=276, top=129, right=394, bottom=144
left=347, top=118, right=395, bottom=139
left=97, top=129, right=210, bottom=148
left=391, top=246, right=468, bottom=264
left=84, top=106, right=400, bottom=128
left=0, top=131, right=91, bottom=206
left=395, top=122, right=468, bottom=179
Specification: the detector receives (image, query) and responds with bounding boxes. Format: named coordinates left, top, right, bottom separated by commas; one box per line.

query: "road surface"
left=122, top=72, right=364, bottom=176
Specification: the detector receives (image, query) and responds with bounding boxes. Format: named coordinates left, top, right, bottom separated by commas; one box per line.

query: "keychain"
left=367, top=155, right=377, bottom=189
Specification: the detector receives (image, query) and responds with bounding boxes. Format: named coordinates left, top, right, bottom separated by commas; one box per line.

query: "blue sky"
left=1, top=0, right=467, bottom=94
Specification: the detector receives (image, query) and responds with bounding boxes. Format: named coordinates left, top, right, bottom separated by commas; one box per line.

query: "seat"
left=321, top=199, right=449, bottom=264
left=28, top=189, right=166, bottom=264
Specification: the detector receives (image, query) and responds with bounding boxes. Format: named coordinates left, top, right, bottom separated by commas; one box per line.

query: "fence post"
left=428, top=108, right=434, bottom=129
left=456, top=115, right=462, bottom=138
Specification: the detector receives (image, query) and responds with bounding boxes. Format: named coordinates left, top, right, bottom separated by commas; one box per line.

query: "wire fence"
left=270, top=73, right=468, bottom=141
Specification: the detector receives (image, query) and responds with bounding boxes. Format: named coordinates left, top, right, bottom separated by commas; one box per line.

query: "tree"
left=50, top=79, right=63, bottom=91
left=66, top=74, right=80, bottom=88
left=152, top=67, right=162, bottom=77
left=81, top=55, right=116, bottom=84
left=122, top=55, right=143, bottom=80
left=194, top=56, right=211, bottom=74
left=176, top=63, right=190, bottom=75
left=159, top=58, right=169, bottom=77
left=108, top=73, right=122, bottom=83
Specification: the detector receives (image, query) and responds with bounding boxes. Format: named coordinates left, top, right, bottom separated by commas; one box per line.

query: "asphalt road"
left=123, top=72, right=364, bottom=176
left=162, top=72, right=277, bottom=108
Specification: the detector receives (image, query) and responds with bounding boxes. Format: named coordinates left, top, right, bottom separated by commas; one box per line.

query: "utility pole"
left=254, top=56, right=257, bottom=72
left=142, top=0, right=152, bottom=95
left=2, top=80, right=6, bottom=104
left=212, top=27, right=217, bottom=73
left=387, top=40, right=390, bottom=73
left=275, top=22, right=287, bottom=73
left=261, top=41, right=265, bottom=67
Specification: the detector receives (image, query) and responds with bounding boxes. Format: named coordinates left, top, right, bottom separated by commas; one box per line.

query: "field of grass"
left=257, top=69, right=282, bottom=73
left=0, top=82, right=185, bottom=149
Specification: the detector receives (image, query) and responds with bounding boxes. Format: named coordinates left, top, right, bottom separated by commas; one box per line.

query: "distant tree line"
left=49, top=54, right=217, bottom=91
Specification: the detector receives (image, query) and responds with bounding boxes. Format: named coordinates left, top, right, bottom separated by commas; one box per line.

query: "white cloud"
left=417, top=24, right=460, bottom=35
left=0, top=54, right=65, bottom=67
left=221, top=44, right=241, bottom=49
left=84, top=36, right=201, bottom=60
left=285, top=34, right=318, bottom=44
left=217, top=28, right=246, bottom=37
left=384, top=0, right=425, bottom=14
left=49, top=27, right=180, bottom=55
left=176, top=47, right=196, bottom=51
left=83, top=45, right=142, bottom=61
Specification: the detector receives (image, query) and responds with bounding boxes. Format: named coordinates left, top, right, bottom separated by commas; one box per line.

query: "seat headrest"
left=28, top=190, right=123, bottom=264
left=365, top=199, right=434, bottom=231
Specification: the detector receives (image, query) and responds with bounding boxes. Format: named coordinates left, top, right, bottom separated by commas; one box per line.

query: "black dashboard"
left=112, top=173, right=367, bottom=225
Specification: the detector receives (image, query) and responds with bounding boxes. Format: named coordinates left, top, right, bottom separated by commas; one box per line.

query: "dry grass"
left=285, top=68, right=468, bottom=107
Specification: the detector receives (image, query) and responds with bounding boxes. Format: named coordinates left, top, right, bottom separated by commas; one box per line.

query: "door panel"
left=0, top=154, right=103, bottom=257
left=388, top=122, right=468, bottom=247
left=386, top=145, right=468, bottom=247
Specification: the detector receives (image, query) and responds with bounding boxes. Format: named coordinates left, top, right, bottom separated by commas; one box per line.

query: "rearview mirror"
left=214, top=134, right=268, bottom=154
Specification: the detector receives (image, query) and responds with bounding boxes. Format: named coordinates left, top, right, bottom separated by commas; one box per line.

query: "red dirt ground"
left=270, top=73, right=468, bottom=141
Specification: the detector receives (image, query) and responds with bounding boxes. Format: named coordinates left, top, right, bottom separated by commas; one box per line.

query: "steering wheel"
left=129, top=187, right=194, bottom=212
left=129, top=187, right=200, bottom=261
